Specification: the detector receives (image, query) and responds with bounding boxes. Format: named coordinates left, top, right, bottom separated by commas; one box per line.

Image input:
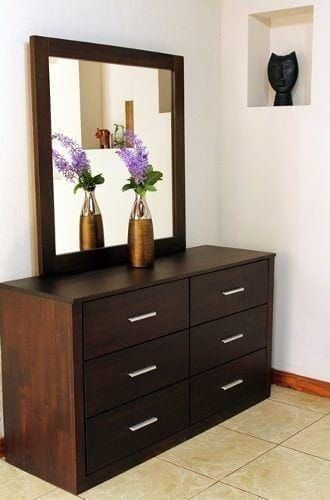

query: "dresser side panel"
left=0, top=290, right=78, bottom=492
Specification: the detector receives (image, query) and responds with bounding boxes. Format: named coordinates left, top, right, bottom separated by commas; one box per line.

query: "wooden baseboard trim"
left=0, top=438, right=4, bottom=458
left=272, top=369, right=330, bottom=398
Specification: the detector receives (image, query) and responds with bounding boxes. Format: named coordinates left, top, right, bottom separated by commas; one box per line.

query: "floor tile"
left=284, top=414, right=330, bottom=460
left=159, top=426, right=274, bottom=480
left=271, top=385, right=330, bottom=414
left=192, top=482, right=259, bottom=499
left=0, top=459, right=55, bottom=499
left=36, top=488, right=79, bottom=499
left=223, top=446, right=330, bottom=500
left=80, top=457, right=214, bottom=500
left=220, top=399, right=321, bottom=443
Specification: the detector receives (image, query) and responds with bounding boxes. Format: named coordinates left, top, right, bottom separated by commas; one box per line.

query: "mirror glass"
left=49, top=57, right=173, bottom=255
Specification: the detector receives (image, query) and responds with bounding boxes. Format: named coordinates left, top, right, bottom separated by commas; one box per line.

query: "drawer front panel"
left=86, top=381, right=189, bottom=473
left=190, top=306, right=267, bottom=375
left=85, top=331, right=189, bottom=417
left=83, top=280, right=189, bottom=359
left=190, top=261, right=268, bottom=326
left=190, top=349, right=267, bottom=424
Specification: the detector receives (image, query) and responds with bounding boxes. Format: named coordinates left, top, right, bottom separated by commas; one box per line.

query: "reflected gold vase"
left=128, top=194, right=154, bottom=268
left=80, top=189, right=105, bottom=251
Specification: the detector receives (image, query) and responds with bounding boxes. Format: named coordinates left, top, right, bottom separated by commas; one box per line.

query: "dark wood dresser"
left=0, top=246, right=275, bottom=494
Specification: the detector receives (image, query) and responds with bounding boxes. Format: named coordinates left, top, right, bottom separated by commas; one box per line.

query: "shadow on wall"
left=25, top=42, right=39, bottom=276
left=272, top=253, right=294, bottom=371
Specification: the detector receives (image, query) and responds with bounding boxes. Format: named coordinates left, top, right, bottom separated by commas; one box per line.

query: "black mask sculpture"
left=267, top=52, right=299, bottom=106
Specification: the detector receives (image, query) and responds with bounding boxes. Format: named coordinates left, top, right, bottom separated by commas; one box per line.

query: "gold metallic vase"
left=80, top=189, right=105, bottom=251
left=128, top=194, right=154, bottom=268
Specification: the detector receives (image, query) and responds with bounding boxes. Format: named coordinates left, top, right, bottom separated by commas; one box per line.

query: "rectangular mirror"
left=49, top=57, right=173, bottom=255
left=30, top=37, right=185, bottom=274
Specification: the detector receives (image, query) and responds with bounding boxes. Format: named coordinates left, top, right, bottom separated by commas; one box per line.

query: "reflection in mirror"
left=49, top=57, right=173, bottom=255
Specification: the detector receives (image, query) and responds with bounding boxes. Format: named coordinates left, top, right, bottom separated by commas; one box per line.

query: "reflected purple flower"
left=52, top=133, right=90, bottom=182
left=116, top=131, right=149, bottom=184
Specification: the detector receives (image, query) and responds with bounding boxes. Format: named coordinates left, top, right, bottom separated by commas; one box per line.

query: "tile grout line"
left=155, top=456, right=218, bottom=481
left=266, top=397, right=325, bottom=416
left=188, top=479, right=268, bottom=499
left=221, top=443, right=280, bottom=486
left=188, top=472, right=271, bottom=500
left=279, top=443, right=330, bottom=463
left=218, top=424, right=279, bottom=445
left=156, top=425, right=277, bottom=497
left=220, top=430, right=330, bottom=500
left=188, top=479, right=221, bottom=499
left=32, top=486, right=59, bottom=499
left=269, top=395, right=329, bottom=415
left=157, top=421, right=277, bottom=482
left=276, top=412, right=326, bottom=446
left=159, top=443, right=277, bottom=496
left=218, top=400, right=325, bottom=445
left=218, top=481, right=270, bottom=500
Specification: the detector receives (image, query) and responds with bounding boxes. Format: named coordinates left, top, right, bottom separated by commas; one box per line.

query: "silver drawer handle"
left=221, top=334, right=244, bottom=344
left=221, top=379, right=244, bottom=391
left=128, top=365, right=157, bottom=378
left=128, top=311, right=157, bottom=323
left=222, top=287, right=245, bottom=296
left=129, top=417, right=158, bottom=432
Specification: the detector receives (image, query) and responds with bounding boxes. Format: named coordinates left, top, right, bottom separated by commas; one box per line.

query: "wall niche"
left=248, top=6, right=314, bottom=107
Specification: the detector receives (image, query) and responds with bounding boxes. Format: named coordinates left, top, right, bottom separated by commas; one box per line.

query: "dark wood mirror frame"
left=30, top=35, right=185, bottom=275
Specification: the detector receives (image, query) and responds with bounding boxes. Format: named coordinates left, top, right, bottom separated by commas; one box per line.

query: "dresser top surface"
left=0, top=246, right=274, bottom=303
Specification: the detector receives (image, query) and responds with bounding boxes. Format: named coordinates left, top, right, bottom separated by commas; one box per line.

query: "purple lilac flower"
left=52, top=133, right=90, bottom=182
left=116, top=130, right=149, bottom=184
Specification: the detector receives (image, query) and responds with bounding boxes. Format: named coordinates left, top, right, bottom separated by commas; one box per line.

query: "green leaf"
left=122, top=183, right=133, bottom=192
left=74, top=182, right=83, bottom=194
left=79, top=169, right=92, bottom=183
left=93, top=174, right=105, bottom=185
left=147, top=170, right=163, bottom=185
left=76, top=170, right=105, bottom=191
left=146, top=185, right=157, bottom=192
left=136, top=185, right=146, bottom=196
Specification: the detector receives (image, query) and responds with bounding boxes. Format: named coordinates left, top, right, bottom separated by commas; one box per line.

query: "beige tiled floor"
left=219, top=399, right=321, bottom=444
left=0, top=385, right=329, bottom=499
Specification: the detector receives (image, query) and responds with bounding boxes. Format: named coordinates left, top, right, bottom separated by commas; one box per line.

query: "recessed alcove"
left=248, top=6, right=314, bottom=107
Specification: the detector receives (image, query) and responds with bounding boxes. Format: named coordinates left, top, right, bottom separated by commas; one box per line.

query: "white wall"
left=219, top=0, right=330, bottom=382
left=79, top=61, right=104, bottom=149
left=49, top=58, right=82, bottom=145
left=0, top=0, right=222, bottom=436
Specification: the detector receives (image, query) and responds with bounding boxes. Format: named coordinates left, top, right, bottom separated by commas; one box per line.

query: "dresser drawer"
left=190, top=261, right=268, bottom=326
left=85, top=331, right=189, bottom=417
left=83, top=280, right=189, bottom=359
left=190, top=306, right=267, bottom=375
left=86, top=381, right=189, bottom=473
left=190, top=349, right=267, bottom=424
